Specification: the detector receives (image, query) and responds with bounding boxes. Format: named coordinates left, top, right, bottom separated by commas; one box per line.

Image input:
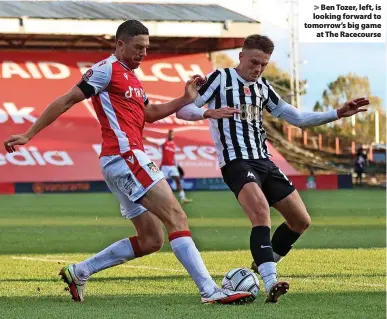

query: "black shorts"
left=221, top=158, right=295, bottom=206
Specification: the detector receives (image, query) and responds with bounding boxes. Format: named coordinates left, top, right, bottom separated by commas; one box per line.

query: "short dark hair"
left=116, top=20, right=149, bottom=42
left=243, top=34, right=274, bottom=54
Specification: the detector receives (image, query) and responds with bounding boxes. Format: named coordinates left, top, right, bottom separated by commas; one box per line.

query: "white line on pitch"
left=11, top=256, right=186, bottom=273
left=11, top=256, right=72, bottom=263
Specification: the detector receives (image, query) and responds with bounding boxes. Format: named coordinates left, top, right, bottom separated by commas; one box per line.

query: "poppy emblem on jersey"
left=82, top=69, right=93, bottom=82
left=147, top=162, right=160, bottom=173
left=244, top=86, right=251, bottom=96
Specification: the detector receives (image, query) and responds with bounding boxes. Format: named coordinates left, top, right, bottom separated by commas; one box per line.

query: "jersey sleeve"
left=194, top=70, right=221, bottom=107
left=261, top=77, right=284, bottom=118
left=77, top=60, right=112, bottom=98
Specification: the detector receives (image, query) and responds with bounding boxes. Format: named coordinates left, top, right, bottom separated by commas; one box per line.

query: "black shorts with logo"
left=221, top=158, right=295, bottom=206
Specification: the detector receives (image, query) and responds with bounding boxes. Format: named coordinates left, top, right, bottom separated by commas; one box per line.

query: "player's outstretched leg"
left=59, top=237, right=145, bottom=302
left=271, top=191, right=310, bottom=261
left=167, top=230, right=253, bottom=305
left=59, top=264, right=87, bottom=302
left=59, top=211, right=164, bottom=302
left=140, top=180, right=253, bottom=304
left=236, top=183, right=289, bottom=303
left=251, top=226, right=289, bottom=303
left=252, top=191, right=311, bottom=272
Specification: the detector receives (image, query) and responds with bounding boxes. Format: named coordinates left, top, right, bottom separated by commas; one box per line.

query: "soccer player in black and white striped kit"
left=176, top=34, right=369, bottom=303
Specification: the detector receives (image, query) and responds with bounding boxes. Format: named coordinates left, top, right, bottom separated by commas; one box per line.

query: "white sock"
left=273, top=252, right=284, bottom=263
left=179, top=190, right=185, bottom=199
left=258, top=262, right=278, bottom=292
left=74, top=238, right=136, bottom=281
left=170, top=234, right=217, bottom=296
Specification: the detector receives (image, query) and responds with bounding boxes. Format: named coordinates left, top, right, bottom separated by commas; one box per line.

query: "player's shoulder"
left=80, top=56, right=116, bottom=87
left=90, top=55, right=116, bottom=71
left=212, top=68, right=227, bottom=76
left=200, top=69, right=222, bottom=89
left=215, top=67, right=237, bottom=74
left=205, top=68, right=222, bottom=78
left=207, top=68, right=237, bottom=80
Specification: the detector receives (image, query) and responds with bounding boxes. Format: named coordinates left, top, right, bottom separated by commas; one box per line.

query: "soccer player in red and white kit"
left=145, top=130, right=192, bottom=204
left=3, top=20, right=248, bottom=304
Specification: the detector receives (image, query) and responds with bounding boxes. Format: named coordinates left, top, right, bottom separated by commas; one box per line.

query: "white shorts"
left=161, top=165, right=180, bottom=178
left=100, top=149, right=164, bottom=219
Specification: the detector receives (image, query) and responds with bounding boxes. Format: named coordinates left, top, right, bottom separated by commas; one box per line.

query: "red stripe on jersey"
left=168, top=231, right=192, bottom=242
left=90, top=58, right=147, bottom=156
left=92, top=95, right=120, bottom=155
left=122, top=150, right=153, bottom=188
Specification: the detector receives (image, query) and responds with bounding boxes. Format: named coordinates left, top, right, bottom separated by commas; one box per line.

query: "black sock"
left=271, top=222, right=301, bottom=257
left=250, top=226, right=274, bottom=267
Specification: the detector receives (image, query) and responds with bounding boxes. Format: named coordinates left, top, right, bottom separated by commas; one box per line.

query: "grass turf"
left=0, top=189, right=385, bottom=318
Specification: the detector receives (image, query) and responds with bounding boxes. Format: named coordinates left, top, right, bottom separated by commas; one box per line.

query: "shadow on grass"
left=0, top=291, right=385, bottom=319
left=0, top=272, right=384, bottom=284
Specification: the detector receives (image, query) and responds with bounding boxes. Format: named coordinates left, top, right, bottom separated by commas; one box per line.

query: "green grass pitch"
left=0, top=189, right=385, bottom=318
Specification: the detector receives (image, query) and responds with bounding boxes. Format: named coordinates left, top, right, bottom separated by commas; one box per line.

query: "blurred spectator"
left=354, top=147, right=368, bottom=185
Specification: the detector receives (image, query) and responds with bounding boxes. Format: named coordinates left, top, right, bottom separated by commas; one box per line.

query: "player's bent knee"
left=289, top=213, right=311, bottom=233
left=142, top=236, right=164, bottom=255
left=249, top=212, right=270, bottom=226
left=244, top=202, right=271, bottom=226
left=250, top=201, right=270, bottom=218
left=303, top=214, right=312, bottom=231
left=152, top=236, right=164, bottom=252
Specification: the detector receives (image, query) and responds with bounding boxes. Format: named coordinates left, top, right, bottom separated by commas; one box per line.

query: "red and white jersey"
left=77, top=55, right=149, bottom=157
left=161, top=140, right=177, bottom=166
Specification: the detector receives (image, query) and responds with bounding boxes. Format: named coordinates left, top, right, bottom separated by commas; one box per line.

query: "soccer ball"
left=222, top=268, right=260, bottom=299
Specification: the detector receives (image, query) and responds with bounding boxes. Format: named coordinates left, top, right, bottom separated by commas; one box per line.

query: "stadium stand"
left=0, top=1, right=352, bottom=192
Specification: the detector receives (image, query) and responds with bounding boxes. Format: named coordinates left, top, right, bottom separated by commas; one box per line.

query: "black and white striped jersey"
left=194, top=67, right=283, bottom=168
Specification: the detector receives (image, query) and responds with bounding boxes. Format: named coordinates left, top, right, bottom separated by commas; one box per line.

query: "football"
left=222, top=268, right=260, bottom=299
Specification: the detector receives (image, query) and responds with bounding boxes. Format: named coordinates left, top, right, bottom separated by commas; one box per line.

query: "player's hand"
left=203, top=107, right=241, bottom=119
left=4, top=134, right=30, bottom=153
left=183, top=75, right=206, bottom=103
left=337, top=97, right=369, bottom=118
